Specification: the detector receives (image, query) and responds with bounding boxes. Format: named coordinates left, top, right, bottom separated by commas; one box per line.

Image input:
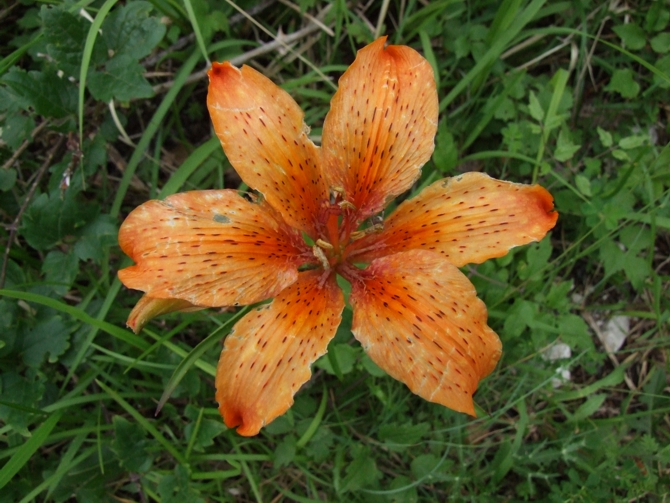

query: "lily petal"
left=216, top=271, right=344, bottom=436
left=118, top=190, right=306, bottom=307
left=208, top=62, right=328, bottom=237
left=349, top=172, right=558, bottom=267
left=126, top=295, right=204, bottom=334
left=350, top=250, right=501, bottom=415
left=322, top=37, right=438, bottom=220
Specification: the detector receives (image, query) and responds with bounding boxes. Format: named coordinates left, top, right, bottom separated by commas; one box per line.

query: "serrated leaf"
left=74, top=214, right=118, bottom=262
left=273, top=435, right=297, bottom=468
left=1, top=68, right=77, bottom=118
left=528, top=91, right=544, bottom=122
left=554, top=129, right=581, bottom=162
left=316, top=343, right=358, bottom=375
left=411, top=454, right=445, bottom=481
left=378, top=422, right=430, bottom=448
left=597, top=126, right=613, bottom=148
left=20, top=191, right=95, bottom=250
left=623, top=253, right=650, bottom=290
left=21, top=315, right=72, bottom=367
left=433, top=122, right=457, bottom=173
left=42, top=250, right=79, bottom=296
left=605, top=69, right=640, bottom=99
left=612, top=23, right=647, bottom=50
left=112, top=416, right=153, bottom=473
left=88, top=55, right=154, bottom=102
left=0, top=372, right=46, bottom=436
left=342, top=445, right=381, bottom=492
left=40, top=5, right=92, bottom=78
left=557, top=314, right=594, bottom=352
left=101, top=2, right=166, bottom=61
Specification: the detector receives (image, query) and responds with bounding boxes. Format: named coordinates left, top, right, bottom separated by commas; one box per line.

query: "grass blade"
left=0, top=412, right=63, bottom=490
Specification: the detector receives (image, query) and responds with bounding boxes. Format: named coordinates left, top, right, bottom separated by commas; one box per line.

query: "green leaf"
left=0, top=411, right=62, bottom=490
left=22, top=315, right=72, bottom=367
left=41, top=6, right=93, bottom=78
left=1, top=113, right=34, bottom=150
left=112, top=416, right=153, bottom=472
left=378, top=422, right=430, bottom=448
left=0, top=372, right=46, bottom=436
left=569, top=394, right=607, bottom=422
left=88, top=55, right=154, bottom=102
left=575, top=175, right=592, bottom=197
left=623, top=254, right=650, bottom=290
left=315, top=344, right=358, bottom=375
left=273, top=435, right=297, bottom=468
left=554, top=129, right=581, bottom=162
left=618, top=134, right=648, bottom=150
left=42, top=250, right=79, bottom=295
left=0, top=168, right=17, bottom=192
left=612, top=23, right=647, bottom=50
left=101, top=1, right=166, bottom=61
left=74, top=214, right=118, bottom=262
left=1, top=68, right=77, bottom=118
left=605, top=68, right=640, bottom=99
left=597, top=126, right=613, bottom=148
left=341, top=445, right=381, bottom=492
left=411, top=453, right=446, bottom=481
left=528, top=90, right=544, bottom=122
left=651, top=32, right=670, bottom=53
left=432, top=122, right=457, bottom=173
left=557, top=314, right=594, bottom=352
left=20, top=191, right=95, bottom=251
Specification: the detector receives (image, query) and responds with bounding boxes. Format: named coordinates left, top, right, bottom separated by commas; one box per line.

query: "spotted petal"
left=216, top=271, right=344, bottom=436
left=321, top=37, right=438, bottom=220
left=350, top=250, right=501, bottom=415
left=349, top=172, right=558, bottom=267
left=208, top=62, right=329, bottom=238
left=118, top=190, right=306, bottom=307
left=126, top=295, right=204, bottom=334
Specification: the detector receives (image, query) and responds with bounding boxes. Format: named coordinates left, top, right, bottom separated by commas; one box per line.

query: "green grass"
left=1, top=0, right=669, bottom=501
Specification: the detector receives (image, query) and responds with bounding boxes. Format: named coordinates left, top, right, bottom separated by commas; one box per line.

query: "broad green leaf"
left=315, top=344, right=358, bottom=375
left=20, top=191, right=96, bottom=251
left=42, top=251, right=79, bottom=296
left=605, top=68, right=640, bottom=99
left=0, top=372, right=46, bottom=436
left=557, top=314, right=594, bottom=352
left=432, top=123, right=457, bottom=173
left=341, top=445, right=381, bottom=492
left=1, top=68, right=77, bottom=118
left=1, top=113, right=34, bottom=150
left=378, top=422, right=430, bottom=448
left=112, top=416, right=153, bottom=472
left=612, top=23, right=647, bottom=51
left=100, top=1, right=166, bottom=61
left=41, top=6, right=95, bottom=78
left=273, top=435, right=297, bottom=468
left=21, top=315, right=73, bottom=367
left=87, top=55, right=154, bottom=102
left=74, top=214, right=118, bottom=262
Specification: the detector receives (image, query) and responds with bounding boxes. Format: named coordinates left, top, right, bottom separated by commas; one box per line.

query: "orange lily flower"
left=118, top=37, right=558, bottom=436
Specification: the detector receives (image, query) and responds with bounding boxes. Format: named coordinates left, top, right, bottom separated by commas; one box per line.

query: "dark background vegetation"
left=0, top=0, right=669, bottom=501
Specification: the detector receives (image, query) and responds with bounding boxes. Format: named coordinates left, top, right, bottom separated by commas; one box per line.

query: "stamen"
left=312, top=245, right=330, bottom=270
